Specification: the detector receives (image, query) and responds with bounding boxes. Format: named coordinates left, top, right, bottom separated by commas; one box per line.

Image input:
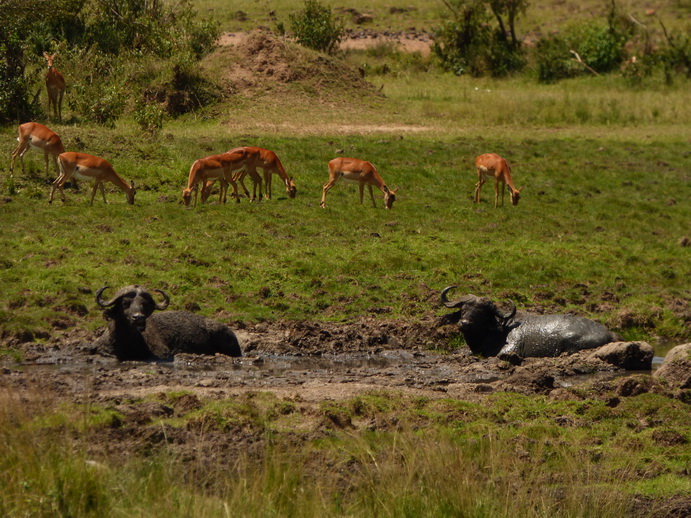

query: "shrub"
left=289, top=0, right=344, bottom=55
left=133, top=98, right=165, bottom=134
left=658, top=25, right=691, bottom=83
left=433, top=1, right=525, bottom=77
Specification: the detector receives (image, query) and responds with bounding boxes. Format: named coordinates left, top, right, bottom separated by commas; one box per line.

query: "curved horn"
left=95, top=285, right=118, bottom=308
left=154, top=289, right=170, bottom=310
left=493, top=300, right=516, bottom=322
left=440, top=285, right=464, bottom=308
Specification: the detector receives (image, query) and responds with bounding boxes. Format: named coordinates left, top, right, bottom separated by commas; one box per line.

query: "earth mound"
left=203, top=30, right=374, bottom=97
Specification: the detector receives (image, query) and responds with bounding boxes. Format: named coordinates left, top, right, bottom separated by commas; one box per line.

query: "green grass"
left=1, top=387, right=689, bottom=517
left=1, top=88, right=689, bottom=345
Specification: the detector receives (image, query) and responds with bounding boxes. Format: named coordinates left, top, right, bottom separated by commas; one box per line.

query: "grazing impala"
left=182, top=150, right=247, bottom=207
left=229, top=146, right=296, bottom=201
left=44, top=52, right=66, bottom=121
left=474, top=153, right=523, bottom=208
left=50, top=152, right=135, bottom=205
left=321, top=157, right=398, bottom=209
left=10, top=122, right=65, bottom=177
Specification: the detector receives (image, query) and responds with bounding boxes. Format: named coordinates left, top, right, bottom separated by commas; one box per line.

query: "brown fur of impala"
left=10, top=122, right=65, bottom=177
left=474, top=153, right=523, bottom=208
left=321, top=157, right=398, bottom=209
left=182, top=150, right=247, bottom=207
left=229, top=146, right=296, bottom=201
left=43, top=52, right=66, bottom=121
left=50, top=152, right=135, bottom=205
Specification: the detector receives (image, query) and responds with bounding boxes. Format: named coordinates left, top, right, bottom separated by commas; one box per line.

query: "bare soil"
left=1, top=315, right=662, bottom=403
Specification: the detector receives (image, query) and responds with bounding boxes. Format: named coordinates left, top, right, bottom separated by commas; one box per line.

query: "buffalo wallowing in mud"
left=95, top=285, right=241, bottom=361
left=440, top=286, right=621, bottom=358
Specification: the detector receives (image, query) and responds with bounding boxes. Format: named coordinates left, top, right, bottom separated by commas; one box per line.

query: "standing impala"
left=229, top=146, right=296, bottom=201
left=182, top=150, right=247, bottom=207
left=50, top=152, right=135, bottom=205
left=44, top=52, right=66, bottom=121
left=474, top=153, right=523, bottom=208
left=321, top=157, right=398, bottom=209
left=10, top=122, right=65, bottom=178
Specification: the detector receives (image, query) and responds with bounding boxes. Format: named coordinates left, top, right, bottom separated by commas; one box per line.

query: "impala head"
left=384, top=186, right=398, bottom=209
left=43, top=52, right=56, bottom=69
left=127, top=181, right=136, bottom=205
left=182, top=187, right=194, bottom=206
left=287, top=177, right=297, bottom=199
left=510, top=186, right=524, bottom=206
left=96, top=285, right=170, bottom=332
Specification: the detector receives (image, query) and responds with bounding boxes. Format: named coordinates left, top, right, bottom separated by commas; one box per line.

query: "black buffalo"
left=95, top=285, right=241, bottom=360
left=440, top=286, right=619, bottom=358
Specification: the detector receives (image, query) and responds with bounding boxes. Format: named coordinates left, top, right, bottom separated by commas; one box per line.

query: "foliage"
left=133, top=98, right=165, bottom=134
left=0, top=0, right=219, bottom=123
left=658, top=23, right=691, bottom=83
left=289, top=0, right=344, bottom=55
left=433, top=0, right=525, bottom=77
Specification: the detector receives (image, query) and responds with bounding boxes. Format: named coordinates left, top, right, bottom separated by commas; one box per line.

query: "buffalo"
left=95, top=285, right=241, bottom=360
left=440, top=286, right=620, bottom=358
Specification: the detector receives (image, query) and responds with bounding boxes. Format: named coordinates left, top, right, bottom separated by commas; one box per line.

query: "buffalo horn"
left=440, top=285, right=464, bottom=308
left=95, top=286, right=117, bottom=308
left=154, top=289, right=170, bottom=310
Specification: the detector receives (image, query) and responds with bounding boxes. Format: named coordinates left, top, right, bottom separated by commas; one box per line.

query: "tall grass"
left=2, top=388, right=689, bottom=517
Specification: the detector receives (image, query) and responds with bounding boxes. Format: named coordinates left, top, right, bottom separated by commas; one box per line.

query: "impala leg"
left=49, top=175, right=64, bottom=203
left=43, top=151, right=51, bottom=177
left=250, top=169, right=263, bottom=202
left=58, top=90, right=64, bottom=121
left=235, top=170, right=251, bottom=199
left=51, top=155, right=60, bottom=177
left=320, top=175, right=340, bottom=208
left=368, top=185, right=377, bottom=207
left=224, top=177, right=238, bottom=204
left=89, top=181, right=99, bottom=205
left=501, top=181, right=506, bottom=207
left=10, top=140, right=29, bottom=175
left=99, top=182, right=107, bottom=204
left=493, top=179, right=500, bottom=209
left=474, top=171, right=484, bottom=204
left=264, top=169, right=272, bottom=200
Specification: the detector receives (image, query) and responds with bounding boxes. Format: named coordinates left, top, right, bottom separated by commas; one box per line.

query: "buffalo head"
left=96, top=285, right=170, bottom=332
left=440, top=286, right=517, bottom=355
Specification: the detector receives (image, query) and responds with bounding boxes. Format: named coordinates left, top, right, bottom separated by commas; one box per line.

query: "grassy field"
left=0, top=1, right=690, bottom=515
left=1, top=69, right=689, bottom=348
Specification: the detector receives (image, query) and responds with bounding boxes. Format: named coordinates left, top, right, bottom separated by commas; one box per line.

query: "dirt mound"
left=205, top=30, right=373, bottom=96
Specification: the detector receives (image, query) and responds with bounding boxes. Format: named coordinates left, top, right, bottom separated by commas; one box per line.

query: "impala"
left=50, top=152, right=135, bottom=205
left=320, top=157, right=398, bottom=209
left=474, top=153, right=523, bottom=208
left=10, top=122, right=65, bottom=177
left=182, top=150, right=247, bottom=207
left=44, top=52, right=66, bottom=121
left=229, top=146, right=296, bottom=201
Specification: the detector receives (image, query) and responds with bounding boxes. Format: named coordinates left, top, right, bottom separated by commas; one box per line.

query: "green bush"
left=133, top=98, right=165, bottom=134
left=289, top=0, right=344, bottom=55
left=535, top=35, right=578, bottom=83
left=433, top=2, right=525, bottom=77
left=658, top=27, right=691, bottom=83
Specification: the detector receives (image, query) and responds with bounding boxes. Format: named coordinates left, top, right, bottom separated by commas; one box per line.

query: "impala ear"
left=43, top=51, right=49, bottom=58
left=390, top=187, right=399, bottom=194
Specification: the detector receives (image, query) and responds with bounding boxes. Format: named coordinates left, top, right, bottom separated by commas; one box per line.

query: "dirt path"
left=218, top=31, right=433, bottom=56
